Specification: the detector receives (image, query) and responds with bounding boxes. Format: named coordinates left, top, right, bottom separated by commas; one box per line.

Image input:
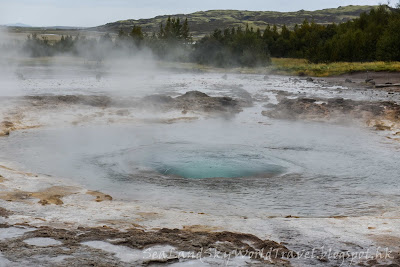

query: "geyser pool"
left=1, top=115, right=400, bottom=217
left=127, top=144, right=286, bottom=179
left=153, top=157, right=281, bottom=179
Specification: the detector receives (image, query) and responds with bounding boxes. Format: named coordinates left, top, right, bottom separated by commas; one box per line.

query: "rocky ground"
left=0, top=90, right=245, bottom=138
left=0, top=155, right=399, bottom=266
left=0, top=223, right=292, bottom=266
left=260, top=72, right=400, bottom=142
left=0, top=90, right=294, bottom=266
left=262, top=97, right=400, bottom=139
left=0, top=72, right=400, bottom=266
left=323, top=72, right=400, bottom=91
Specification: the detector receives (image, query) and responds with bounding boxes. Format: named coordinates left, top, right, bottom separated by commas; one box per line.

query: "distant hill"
left=5, top=25, right=84, bottom=30
left=93, top=5, right=377, bottom=36
left=4, top=23, right=32, bottom=27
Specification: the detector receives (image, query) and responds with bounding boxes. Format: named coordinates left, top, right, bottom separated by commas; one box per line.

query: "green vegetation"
left=192, top=26, right=269, bottom=67
left=22, top=33, right=103, bottom=60
left=146, top=17, right=193, bottom=60
left=95, top=5, right=376, bottom=37
left=198, top=4, right=400, bottom=64
left=24, top=33, right=54, bottom=57
left=13, top=4, right=400, bottom=71
left=18, top=17, right=195, bottom=62
left=268, top=58, right=400, bottom=77
left=154, top=59, right=400, bottom=77
left=261, top=5, right=400, bottom=63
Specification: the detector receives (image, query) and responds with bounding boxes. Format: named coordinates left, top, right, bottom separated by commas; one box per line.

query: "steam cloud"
left=0, top=29, right=166, bottom=98
left=0, top=27, right=22, bottom=96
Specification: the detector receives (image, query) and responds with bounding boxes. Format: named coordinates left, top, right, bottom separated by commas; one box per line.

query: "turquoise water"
left=2, top=118, right=399, bottom=218
left=154, top=158, right=282, bottom=179
left=139, top=145, right=286, bottom=179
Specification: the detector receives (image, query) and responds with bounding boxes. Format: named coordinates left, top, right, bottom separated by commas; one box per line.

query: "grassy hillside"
left=94, top=5, right=376, bottom=36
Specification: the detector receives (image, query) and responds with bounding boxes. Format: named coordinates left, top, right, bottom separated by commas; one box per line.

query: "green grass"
left=157, top=59, right=400, bottom=77
left=156, top=61, right=268, bottom=74
left=157, top=59, right=400, bottom=76
left=269, top=58, right=400, bottom=77
left=11, top=56, right=400, bottom=77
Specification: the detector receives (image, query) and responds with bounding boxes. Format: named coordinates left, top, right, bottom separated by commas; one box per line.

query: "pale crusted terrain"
left=0, top=72, right=399, bottom=266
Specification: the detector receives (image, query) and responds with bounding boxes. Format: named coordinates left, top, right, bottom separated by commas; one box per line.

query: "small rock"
left=0, top=130, right=10, bottom=137
left=365, top=79, right=376, bottom=85
left=178, top=91, right=210, bottom=99
left=285, top=215, right=300, bottom=218
left=264, top=103, right=277, bottom=108
left=345, top=78, right=352, bottom=83
left=328, top=98, right=345, bottom=104
left=15, top=72, right=25, bottom=80
left=318, top=257, right=329, bottom=262
left=300, top=98, right=317, bottom=103
left=374, top=123, right=391, bottom=131
left=306, top=77, right=314, bottom=82
left=1, top=121, right=14, bottom=128
left=143, top=95, right=173, bottom=103
left=261, top=110, right=269, bottom=116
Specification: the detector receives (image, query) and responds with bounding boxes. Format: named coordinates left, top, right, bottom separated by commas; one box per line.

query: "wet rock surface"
left=25, top=95, right=113, bottom=108
left=263, top=97, right=400, bottom=122
left=0, top=90, right=245, bottom=137
left=21, top=91, right=244, bottom=115
left=140, top=90, right=243, bottom=114
left=0, top=207, right=12, bottom=218
left=0, top=224, right=292, bottom=266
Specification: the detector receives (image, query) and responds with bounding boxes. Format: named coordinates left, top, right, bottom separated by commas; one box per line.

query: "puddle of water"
left=0, top=227, right=34, bottom=241
left=82, top=241, right=144, bottom=263
left=0, top=252, right=11, bottom=267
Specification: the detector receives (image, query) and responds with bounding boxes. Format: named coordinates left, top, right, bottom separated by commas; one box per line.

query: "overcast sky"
left=0, top=0, right=387, bottom=27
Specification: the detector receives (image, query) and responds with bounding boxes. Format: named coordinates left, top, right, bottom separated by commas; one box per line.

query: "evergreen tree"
left=182, top=18, right=192, bottom=43
left=130, top=25, right=144, bottom=43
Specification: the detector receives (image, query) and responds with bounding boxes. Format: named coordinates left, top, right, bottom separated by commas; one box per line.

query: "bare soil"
left=322, top=71, right=400, bottom=92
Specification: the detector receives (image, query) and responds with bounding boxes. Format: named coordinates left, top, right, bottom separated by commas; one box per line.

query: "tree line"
left=263, top=5, right=400, bottom=63
left=20, top=4, right=400, bottom=66
left=198, top=4, right=400, bottom=64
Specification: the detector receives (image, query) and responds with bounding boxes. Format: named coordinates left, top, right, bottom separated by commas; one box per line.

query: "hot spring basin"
left=127, top=144, right=287, bottom=179
left=154, top=158, right=283, bottom=179
left=1, top=122, right=399, bottom=217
